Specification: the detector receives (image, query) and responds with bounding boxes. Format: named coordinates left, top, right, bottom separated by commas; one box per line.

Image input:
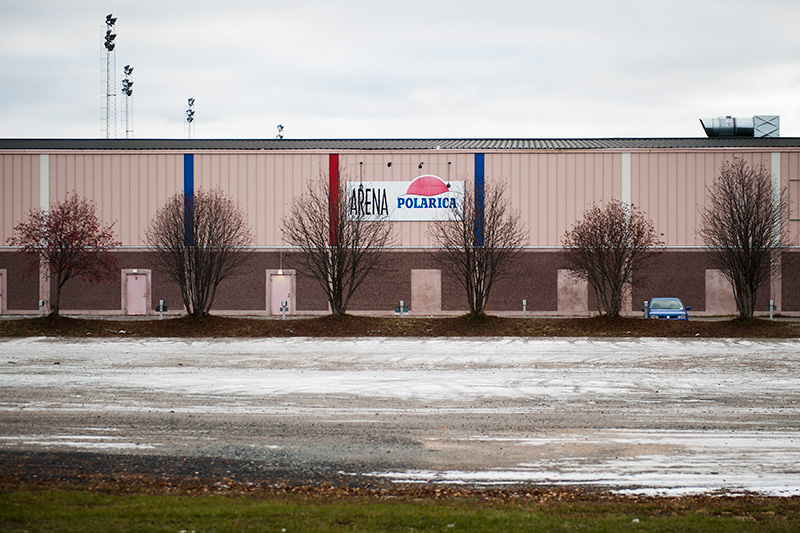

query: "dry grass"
left=1, top=313, right=798, bottom=338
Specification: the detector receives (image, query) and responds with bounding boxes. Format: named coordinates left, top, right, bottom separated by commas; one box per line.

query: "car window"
left=651, top=299, right=682, bottom=310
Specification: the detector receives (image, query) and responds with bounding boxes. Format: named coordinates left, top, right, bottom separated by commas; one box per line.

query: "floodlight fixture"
left=186, top=98, right=196, bottom=138
left=103, top=13, right=118, bottom=138
left=104, top=29, right=116, bottom=51
left=121, top=79, right=133, bottom=96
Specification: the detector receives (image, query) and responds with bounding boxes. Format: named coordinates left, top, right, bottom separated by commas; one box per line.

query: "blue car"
left=643, top=297, right=690, bottom=321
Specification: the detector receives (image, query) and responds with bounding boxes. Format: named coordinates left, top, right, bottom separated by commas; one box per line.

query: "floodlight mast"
left=186, top=98, right=195, bottom=139
left=103, top=14, right=117, bottom=138
left=122, top=65, right=134, bottom=138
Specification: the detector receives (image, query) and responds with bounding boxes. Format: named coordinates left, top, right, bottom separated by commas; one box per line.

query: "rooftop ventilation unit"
left=700, top=115, right=779, bottom=138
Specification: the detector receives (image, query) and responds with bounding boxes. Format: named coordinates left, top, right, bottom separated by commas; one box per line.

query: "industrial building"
left=2, top=118, right=799, bottom=317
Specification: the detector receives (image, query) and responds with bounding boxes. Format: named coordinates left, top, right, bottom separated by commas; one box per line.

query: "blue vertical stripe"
left=184, top=154, right=194, bottom=246
left=474, top=153, right=485, bottom=247
left=183, top=153, right=194, bottom=199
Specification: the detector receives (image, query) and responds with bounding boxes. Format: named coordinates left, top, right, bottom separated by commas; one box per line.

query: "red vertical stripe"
left=329, top=154, right=339, bottom=246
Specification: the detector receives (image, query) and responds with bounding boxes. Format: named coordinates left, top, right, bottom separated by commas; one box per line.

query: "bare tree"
left=699, top=157, right=787, bottom=318
left=428, top=180, right=526, bottom=317
left=146, top=188, right=254, bottom=318
left=562, top=200, right=663, bottom=318
left=282, top=171, right=393, bottom=316
left=7, top=193, right=121, bottom=317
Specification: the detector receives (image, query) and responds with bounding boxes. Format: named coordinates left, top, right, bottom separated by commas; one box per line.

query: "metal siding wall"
left=785, top=153, right=800, bottom=237
left=631, top=151, right=775, bottom=247
left=45, top=153, right=182, bottom=246
left=193, top=152, right=329, bottom=246
left=487, top=152, right=621, bottom=247
left=0, top=154, right=39, bottom=243
left=7, top=148, right=800, bottom=252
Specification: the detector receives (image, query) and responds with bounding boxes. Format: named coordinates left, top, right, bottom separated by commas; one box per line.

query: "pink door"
left=270, top=274, right=291, bottom=315
left=126, top=273, right=147, bottom=315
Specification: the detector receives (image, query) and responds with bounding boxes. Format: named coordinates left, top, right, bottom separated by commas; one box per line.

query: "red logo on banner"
left=405, top=175, right=449, bottom=196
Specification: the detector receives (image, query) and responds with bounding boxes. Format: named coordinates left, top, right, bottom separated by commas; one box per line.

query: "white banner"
left=346, top=175, right=464, bottom=221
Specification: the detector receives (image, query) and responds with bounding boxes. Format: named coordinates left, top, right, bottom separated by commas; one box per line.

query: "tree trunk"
left=735, top=284, right=756, bottom=319
left=50, top=288, right=60, bottom=318
left=50, top=275, right=66, bottom=318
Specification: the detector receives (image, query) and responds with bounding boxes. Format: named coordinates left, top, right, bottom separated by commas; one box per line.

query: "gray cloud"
left=1, top=0, right=799, bottom=138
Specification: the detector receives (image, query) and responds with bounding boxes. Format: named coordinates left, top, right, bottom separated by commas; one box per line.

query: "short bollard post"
left=394, top=300, right=408, bottom=317
left=522, top=299, right=527, bottom=318
left=769, top=299, right=776, bottom=320
left=155, top=300, right=167, bottom=319
left=38, top=300, right=44, bottom=317
left=280, top=300, right=288, bottom=320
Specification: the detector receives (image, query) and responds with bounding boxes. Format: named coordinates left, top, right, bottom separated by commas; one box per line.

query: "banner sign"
left=346, top=175, right=464, bottom=221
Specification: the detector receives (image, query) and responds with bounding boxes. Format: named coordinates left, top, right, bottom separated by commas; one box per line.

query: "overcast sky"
left=2, top=0, right=799, bottom=139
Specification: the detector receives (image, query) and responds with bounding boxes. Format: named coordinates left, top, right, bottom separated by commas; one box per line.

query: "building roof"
left=2, top=137, right=800, bottom=151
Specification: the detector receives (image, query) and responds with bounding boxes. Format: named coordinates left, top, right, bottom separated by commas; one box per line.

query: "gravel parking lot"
left=1, top=337, right=799, bottom=496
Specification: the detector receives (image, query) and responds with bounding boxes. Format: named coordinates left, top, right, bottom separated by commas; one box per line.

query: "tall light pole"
left=104, top=14, right=117, bottom=139
left=122, top=65, right=134, bottom=138
left=186, top=98, right=195, bottom=139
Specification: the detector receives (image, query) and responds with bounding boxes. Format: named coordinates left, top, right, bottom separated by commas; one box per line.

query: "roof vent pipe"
left=700, top=115, right=779, bottom=137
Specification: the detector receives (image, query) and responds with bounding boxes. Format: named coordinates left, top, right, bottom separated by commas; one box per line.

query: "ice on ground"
left=1, top=337, right=799, bottom=495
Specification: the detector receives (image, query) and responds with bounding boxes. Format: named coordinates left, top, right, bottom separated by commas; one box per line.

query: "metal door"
left=270, top=274, right=292, bottom=315
left=125, top=273, right=147, bottom=315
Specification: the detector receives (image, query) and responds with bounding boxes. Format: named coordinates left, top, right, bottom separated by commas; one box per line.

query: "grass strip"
left=2, top=485, right=800, bottom=532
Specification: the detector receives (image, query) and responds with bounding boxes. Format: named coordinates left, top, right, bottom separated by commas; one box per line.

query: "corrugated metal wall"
left=783, top=152, right=800, bottom=223
left=193, top=152, right=328, bottom=247
left=485, top=152, right=621, bottom=247
left=1, top=154, right=40, bottom=242
left=48, top=153, right=183, bottom=246
left=630, top=151, right=781, bottom=247
left=3, top=148, right=800, bottom=249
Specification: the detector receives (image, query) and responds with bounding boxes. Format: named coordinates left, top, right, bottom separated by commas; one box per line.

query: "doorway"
left=267, top=270, right=295, bottom=316
left=123, top=270, right=150, bottom=315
